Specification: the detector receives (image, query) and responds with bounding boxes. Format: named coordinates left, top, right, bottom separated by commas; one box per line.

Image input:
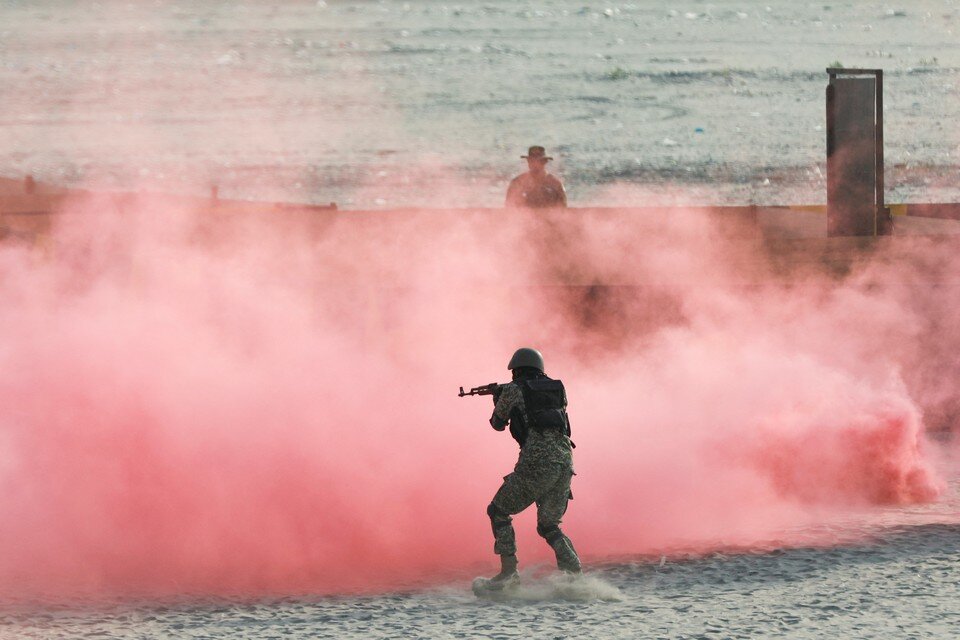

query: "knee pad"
left=536, top=523, right=564, bottom=545
left=488, top=502, right=510, bottom=524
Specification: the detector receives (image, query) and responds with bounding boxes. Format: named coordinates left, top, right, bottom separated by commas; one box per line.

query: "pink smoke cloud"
left=0, top=184, right=952, bottom=601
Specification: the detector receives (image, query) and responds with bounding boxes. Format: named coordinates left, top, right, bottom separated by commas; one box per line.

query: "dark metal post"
left=825, top=68, right=888, bottom=236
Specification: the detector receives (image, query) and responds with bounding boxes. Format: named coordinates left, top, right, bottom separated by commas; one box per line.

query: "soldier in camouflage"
left=478, top=347, right=581, bottom=590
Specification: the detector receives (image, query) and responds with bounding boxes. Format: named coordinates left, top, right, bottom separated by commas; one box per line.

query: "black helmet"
left=507, top=347, right=544, bottom=372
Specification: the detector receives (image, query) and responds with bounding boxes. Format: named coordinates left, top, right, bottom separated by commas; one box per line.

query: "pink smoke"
left=0, top=186, right=950, bottom=600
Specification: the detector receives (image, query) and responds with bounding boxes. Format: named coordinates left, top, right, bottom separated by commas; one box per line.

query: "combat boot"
left=552, top=538, right=582, bottom=575
left=478, top=554, right=519, bottom=591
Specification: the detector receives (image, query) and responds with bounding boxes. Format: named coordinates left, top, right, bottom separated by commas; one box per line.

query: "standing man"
left=476, top=347, right=581, bottom=591
left=505, top=146, right=567, bottom=209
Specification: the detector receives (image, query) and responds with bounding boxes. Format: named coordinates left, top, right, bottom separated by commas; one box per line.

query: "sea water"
left=1, top=1, right=960, bottom=208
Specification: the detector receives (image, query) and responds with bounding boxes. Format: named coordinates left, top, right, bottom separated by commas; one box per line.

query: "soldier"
left=505, top=146, right=568, bottom=209
left=477, top=347, right=581, bottom=591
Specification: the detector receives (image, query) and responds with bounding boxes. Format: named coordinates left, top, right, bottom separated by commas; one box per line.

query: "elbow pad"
left=490, top=414, right=508, bottom=431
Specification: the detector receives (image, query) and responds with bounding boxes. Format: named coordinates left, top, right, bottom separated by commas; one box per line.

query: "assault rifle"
left=458, top=383, right=504, bottom=398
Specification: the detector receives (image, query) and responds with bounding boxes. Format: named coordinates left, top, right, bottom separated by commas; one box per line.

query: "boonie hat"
left=521, top=146, right=553, bottom=160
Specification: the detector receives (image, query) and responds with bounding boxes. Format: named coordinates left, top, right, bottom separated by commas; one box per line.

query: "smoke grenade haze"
left=0, top=184, right=955, bottom=599
left=1, top=0, right=959, bottom=602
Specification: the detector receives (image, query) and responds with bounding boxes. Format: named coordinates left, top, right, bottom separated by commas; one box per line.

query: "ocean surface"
left=2, top=0, right=960, bottom=208
left=3, top=2, right=960, bottom=638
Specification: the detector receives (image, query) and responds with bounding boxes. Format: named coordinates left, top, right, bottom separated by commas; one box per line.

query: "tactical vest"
left=509, top=375, right=571, bottom=447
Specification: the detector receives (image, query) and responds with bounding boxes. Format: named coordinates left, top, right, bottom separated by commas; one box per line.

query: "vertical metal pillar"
left=825, top=68, right=891, bottom=236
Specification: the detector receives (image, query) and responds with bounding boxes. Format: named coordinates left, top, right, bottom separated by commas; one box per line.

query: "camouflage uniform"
left=487, top=380, right=581, bottom=573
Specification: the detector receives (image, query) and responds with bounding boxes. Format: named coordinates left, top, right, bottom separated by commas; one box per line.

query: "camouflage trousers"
left=488, top=459, right=581, bottom=572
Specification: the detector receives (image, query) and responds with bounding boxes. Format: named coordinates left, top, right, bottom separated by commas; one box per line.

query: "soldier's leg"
left=535, top=467, right=581, bottom=573
left=488, top=469, right=542, bottom=557
left=486, top=502, right=517, bottom=558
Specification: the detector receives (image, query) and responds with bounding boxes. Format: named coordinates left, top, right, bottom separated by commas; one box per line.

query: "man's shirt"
left=505, top=172, right=567, bottom=209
